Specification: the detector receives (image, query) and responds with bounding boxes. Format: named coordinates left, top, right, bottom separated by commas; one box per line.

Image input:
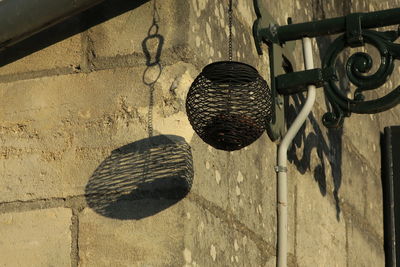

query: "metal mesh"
left=186, top=61, right=273, bottom=151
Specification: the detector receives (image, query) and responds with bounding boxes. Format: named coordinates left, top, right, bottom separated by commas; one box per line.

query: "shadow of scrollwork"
left=286, top=93, right=343, bottom=220
left=85, top=135, right=193, bottom=220
left=286, top=32, right=344, bottom=221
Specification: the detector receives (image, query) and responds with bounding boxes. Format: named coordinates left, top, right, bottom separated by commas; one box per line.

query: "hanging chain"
left=228, top=0, right=233, bottom=61
left=152, top=0, right=160, bottom=26
left=143, top=0, right=162, bottom=138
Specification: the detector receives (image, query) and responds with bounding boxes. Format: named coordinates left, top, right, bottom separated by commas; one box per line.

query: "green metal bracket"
left=267, top=43, right=287, bottom=141
left=253, top=0, right=296, bottom=141
left=346, top=13, right=364, bottom=47
left=253, top=2, right=400, bottom=131
left=276, top=67, right=337, bottom=95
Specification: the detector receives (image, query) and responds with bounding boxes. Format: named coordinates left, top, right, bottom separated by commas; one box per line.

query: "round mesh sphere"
left=186, top=61, right=273, bottom=151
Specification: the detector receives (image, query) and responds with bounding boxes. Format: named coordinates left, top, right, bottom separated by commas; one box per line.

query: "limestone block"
left=295, top=176, right=347, bottom=267
left=347, top=222, right=385, bottom=267
left=189, top=132, right=280, bottom=251
left=339, top=150, right=367, bottom=214
left=340, top=147, right=383, bottom=237
left=79, top=194, right=275, bottom=266
left=0, top=208, right=72, bottom=267
left=364, top=166, right=384, bottom=239
left=377, top=107, right=400, bottom=131
left=79, top=200, right=186, bottom=267
left=343, top=115, right=381, bottom=173
left=0, top=68, right=144, bottom=202
left=87, top=0, right=189, bottom=59
left=182, top=197, right=268, bottom=266
left=0, top=61, right=198, bottom=202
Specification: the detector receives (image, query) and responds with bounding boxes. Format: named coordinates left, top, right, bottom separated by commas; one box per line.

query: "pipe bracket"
left=275, top=166, right=288, bottom=173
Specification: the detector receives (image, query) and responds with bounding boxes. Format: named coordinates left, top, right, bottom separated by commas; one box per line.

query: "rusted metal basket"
left=186, top=61, right=272, bottom=151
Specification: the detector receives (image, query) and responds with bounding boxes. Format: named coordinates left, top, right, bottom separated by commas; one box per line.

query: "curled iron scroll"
left=322, top=29, right=400, bottom=128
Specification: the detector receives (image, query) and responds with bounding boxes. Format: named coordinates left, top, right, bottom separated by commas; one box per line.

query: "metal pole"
left=382, top=126, right=400, bottom=266
left=276, top=37, right=316, bottom=267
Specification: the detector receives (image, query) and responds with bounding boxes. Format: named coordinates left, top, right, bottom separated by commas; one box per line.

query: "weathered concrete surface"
left=295, top=174, right=347, bottom=267
left=79, top=200, right=186, bottom=267
left=79, top=195, right=280, bottom=267
left=87, top=0, right=189, bottom=59
left=190, top=132, right=280, bottom=245
left=0, top=208, right=72, bottom=267
left=0, top=62, right=196, bottom=202
left=343, top=115, right=382, bottom=172
left=183, top=196, right=270, bottom=266
left=347, top=220, right=385, bottom=266
left=340, top=143, right=383, bottom=236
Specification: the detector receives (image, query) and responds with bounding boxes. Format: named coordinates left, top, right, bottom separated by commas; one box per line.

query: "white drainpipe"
left=276, top=37, right=316, bottom=267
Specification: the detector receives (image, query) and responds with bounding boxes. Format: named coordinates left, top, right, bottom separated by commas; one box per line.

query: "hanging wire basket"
left=186, top=61, right=273, bottom=151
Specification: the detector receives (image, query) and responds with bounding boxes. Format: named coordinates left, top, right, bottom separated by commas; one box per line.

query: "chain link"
left=152, top=0, right=159, bottom=25
left=145, top=0, right=162, bottom=138
left=228, top=0, right=233, bottom=61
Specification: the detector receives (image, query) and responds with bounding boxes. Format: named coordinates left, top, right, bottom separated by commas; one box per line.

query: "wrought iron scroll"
left=253, top=3, right=400, bottom=130
left=322, top=29, right=400, bottom=128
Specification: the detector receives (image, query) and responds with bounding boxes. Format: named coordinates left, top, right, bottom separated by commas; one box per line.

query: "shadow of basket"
left=85, top=135, right=193, bottom=220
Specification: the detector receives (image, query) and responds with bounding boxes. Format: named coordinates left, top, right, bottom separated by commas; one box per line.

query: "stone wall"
left=0, top=0, right=399, bottom=266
